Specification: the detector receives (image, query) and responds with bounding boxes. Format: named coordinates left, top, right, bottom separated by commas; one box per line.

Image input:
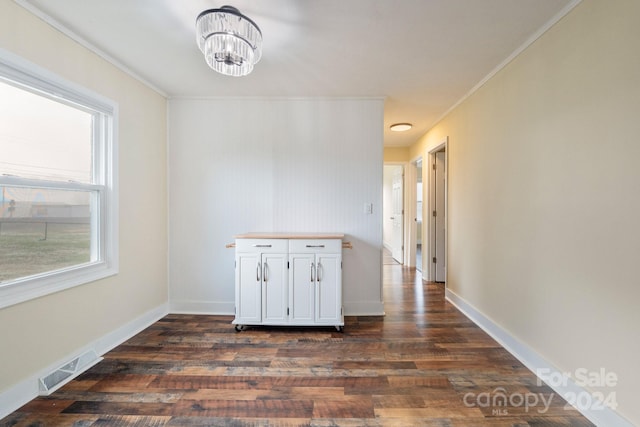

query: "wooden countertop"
left=234, top=232, right=345, bottom=239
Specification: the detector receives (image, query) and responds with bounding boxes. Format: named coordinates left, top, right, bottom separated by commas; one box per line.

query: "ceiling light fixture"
left=390, top=123, right=412, bottom=132
left=196, top=5, right=262, bottom=77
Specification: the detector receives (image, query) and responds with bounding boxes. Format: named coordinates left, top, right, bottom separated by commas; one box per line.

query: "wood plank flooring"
left=1, top=265, right=594, bottom=426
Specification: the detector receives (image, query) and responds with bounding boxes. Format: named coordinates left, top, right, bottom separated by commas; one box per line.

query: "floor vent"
left=38, top=349, right=103, bottom=395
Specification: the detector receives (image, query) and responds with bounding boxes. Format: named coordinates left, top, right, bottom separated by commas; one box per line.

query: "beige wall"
left=411, top=0, right=640, bottom=423
left=0, top=1, right=167, bottom=398
left=383, top=146, right=410, bottom=163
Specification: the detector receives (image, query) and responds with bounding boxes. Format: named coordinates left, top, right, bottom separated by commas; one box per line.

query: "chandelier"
left=196, top=6, right=263, bottom=77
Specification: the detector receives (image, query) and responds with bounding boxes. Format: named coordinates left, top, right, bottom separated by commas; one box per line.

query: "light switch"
left=364, top=203, right=373, bottom=214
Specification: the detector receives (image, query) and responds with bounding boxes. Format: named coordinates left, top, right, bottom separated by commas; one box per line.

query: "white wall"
left=0, top=1, right=168, bottom=414
left=411, top=0, right=640, bottom=424
left=168, top=98, right=384, bottom=316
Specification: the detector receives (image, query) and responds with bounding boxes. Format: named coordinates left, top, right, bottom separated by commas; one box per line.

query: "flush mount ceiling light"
left=196, top=5, right=262, bottom=77
left=390, top=123, right=412, bottom=132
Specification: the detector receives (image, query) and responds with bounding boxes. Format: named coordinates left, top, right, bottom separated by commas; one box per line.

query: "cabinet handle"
left=310, top=262, right=315, bottom=283
left=253, top=244, right=272, bottom=248
left=317, top=262, right=322, bottom=282
left=306, top=245, right=325, bottom=248
left=263, top=262, right=268, bottom=282
left=256, top=262, right=261, bottom=282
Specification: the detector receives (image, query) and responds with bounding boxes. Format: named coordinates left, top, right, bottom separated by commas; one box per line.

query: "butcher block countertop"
left=234, top=232, right=345, bottom=239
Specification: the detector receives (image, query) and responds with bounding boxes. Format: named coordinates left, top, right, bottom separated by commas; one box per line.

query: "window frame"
left=0, top=48, right=118, bottom=309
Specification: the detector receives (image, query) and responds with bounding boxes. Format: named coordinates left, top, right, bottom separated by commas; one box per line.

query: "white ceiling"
left=18, top=0, right=576, bottom=147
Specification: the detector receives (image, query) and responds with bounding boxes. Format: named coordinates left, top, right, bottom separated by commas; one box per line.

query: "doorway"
left=391, top=167, right=404, bottom=263
left=428, top=140, right=447, bottom=283
left=383, top=165, right=404, bottom=264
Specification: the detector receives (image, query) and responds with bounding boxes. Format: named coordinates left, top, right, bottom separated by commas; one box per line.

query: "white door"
left=289, top=253, right=315, bottom=323
left=235, top=252, right=262, bottom=324
left=315, top=254, right=342, bottom=324
left=261, top=253, right=288, bottom=324
left=415, top=159, right=423, bottom=272
left=391, top=168, right=404, bottom=263
left=434, top=151, right=446, bottom=282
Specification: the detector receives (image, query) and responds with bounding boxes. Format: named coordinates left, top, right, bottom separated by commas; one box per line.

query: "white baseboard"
left=169, top=300, right=234, bottom=315
left=445, top=288, right=633, bottom=427
left=169, top=300, right=385, bottom=317
left=0, top=302, right=169, bottom=420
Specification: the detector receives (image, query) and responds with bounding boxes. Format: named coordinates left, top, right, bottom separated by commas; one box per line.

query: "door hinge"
left=433, top=163, right=437, bottom=170
left=433, top=257, right=437, bottom=263
left=433, top=210, right=437, bottom=217
left=287, top=307, right=290, bottom=315
left=287, top=261, right=290, bottom=269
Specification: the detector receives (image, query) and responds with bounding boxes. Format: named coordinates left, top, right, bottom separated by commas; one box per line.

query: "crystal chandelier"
left=196, top=6, right=263, bottom=77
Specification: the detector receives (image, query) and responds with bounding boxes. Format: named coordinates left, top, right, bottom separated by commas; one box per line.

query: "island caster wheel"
left=336, top=325, right=344, bottom=333
left=234, top=325, right=244, bottom=332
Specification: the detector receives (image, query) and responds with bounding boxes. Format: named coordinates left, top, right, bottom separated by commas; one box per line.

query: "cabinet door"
left=261, top=253, right=288, bottom=324
left=235, top=253, right=261, bottom=324
left=315, top=254, right=342, bottom=324
left=289, top=253, right=315, bottom=323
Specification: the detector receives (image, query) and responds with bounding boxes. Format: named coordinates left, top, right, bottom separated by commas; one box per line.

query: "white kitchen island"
left=233, top=233, right=345, bottom=332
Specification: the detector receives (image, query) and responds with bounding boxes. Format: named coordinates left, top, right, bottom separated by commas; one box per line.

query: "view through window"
left=0, top=81, right=94, bottom=283
left=0, top=54, right=117, bottom=307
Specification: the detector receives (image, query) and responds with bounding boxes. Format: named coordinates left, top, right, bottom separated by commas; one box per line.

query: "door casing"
left=426, top=138, right=448, bottom=283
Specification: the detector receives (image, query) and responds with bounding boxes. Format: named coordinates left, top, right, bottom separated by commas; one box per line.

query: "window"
left=0, top=50, right=118, bottom=308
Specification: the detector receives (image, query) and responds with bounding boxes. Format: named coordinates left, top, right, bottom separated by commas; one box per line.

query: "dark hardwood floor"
left=2, top=265, right=594, bottom=426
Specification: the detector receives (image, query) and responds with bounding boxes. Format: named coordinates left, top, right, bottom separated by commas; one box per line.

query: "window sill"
left=0, top=261, right=118, bottom=309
